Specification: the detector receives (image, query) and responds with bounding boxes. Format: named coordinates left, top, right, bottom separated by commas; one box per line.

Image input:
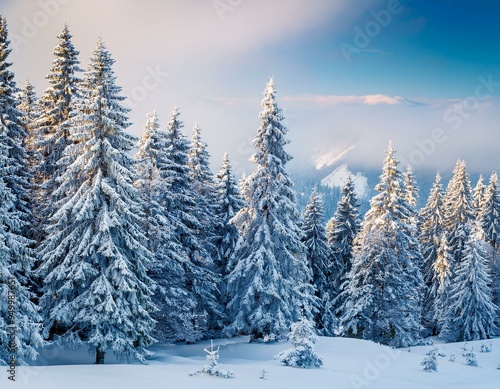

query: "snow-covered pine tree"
left=36, top=24, right=81, bottom=230
left=37, top=39, right=156, bottom=363
left=443, top=159, right=475, bottom=266
left=339, top=143, right=424, bottom=347
left=473, top=175, right=487, bottom=214
left=134, top=111, right=195, bottom=343
left=226, top=78, right=315, bottom=341
left=301, top=187, right=334, bottom=335
left=403, top=165, right=418, bottom=209
left=421, top=348, right=438, bottom=372
left=17, top=80, right=42, bottom=170
left=190, top=339, right=234, bottom=378
left=418, top=173, right=446, bottom=332
left=478, top=172, right=500, bottom=314
left=479, top=172, right=500, bottom=249
left=213, top=153, right=244, bottom=311
left=188, top=122, right=220, bottom=241
left=0, top=16, right=43, bottom=365
left=0, top=142, right=44, bottom=366
left=403, top=166, right=421, bottom=259
left=419, top=173, right=446, bottom=287
left=274, top=317, right=323, bottom=368
left=462, top=345, right=478, bottom=367
left=0, top=17, right=32, bottom=239
left=429, top=233, right=452, bottom=334
left=440, top=224, right=498, bottom=342
left=17, top=80, right=43, bottom=241
left=160, top=107, right=220, bottom=341
left=230, top=172, right=252, bottom=238
left=325, top=174, right=361, bottom=322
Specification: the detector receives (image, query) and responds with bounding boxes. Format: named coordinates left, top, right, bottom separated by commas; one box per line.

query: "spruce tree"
left=213, top=153, right=244, bottom=309
left=37, top=39, right=156, bottom=363
left=479, top=172, right=500, bottom=249
left=134, top=111, right=195, bottom=343
left=301, top=187, right=334, bottom=335
left=429, top=233, right=452, bottom=334
left=443, top=159, right=475, bottom=266
left=274, top=317, right=323, bottom=368
left=473, top=175, right=487, bottom=214
left=404, top=165, right=418, bottom=209
left=419, top=173, right=446, bottom=287
left=17, top=80, right=42, bottom=170
left=226, top=78, right=315, bottom=341
left=441, top=225, right=498, bottom=342
left=0, top=17, right=32, bottom=237
left=339, top=144, right=424, bottom=347
left=0, top=16, right=43, bottom=365
left=188, top=123, right=220, bottom=263
left=36, top=24, right=81, bottom=227
left=418, top=173, right=446, bottom=332
left=161, top=107, right=220, bottom=341
left=17, top=80, right=43, bottom=241
left=478, top=172, right=500, bottom=320
left=325, top=174, right=361, bottom=320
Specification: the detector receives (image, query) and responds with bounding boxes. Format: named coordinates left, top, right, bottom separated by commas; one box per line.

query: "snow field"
left=10, top=336, right=500, bottom=389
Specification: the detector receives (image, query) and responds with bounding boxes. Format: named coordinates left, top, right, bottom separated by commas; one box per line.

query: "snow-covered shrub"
left=421, top=348, right=438, bottom=372
left=462, top=345, right=478, bottom=367
left=480, top=342, right=492, bottom=353
left=274, top=318, right=323, bottom=368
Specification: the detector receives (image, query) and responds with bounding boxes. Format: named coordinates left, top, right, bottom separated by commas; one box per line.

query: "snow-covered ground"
left=9, top=336, right=499, bottom=388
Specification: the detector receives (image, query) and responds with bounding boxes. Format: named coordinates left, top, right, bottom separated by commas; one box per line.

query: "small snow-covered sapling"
left=189, top=340, right=234, bottom=378
left=421, top=348, right=438, bottom=372
left=461, top=345, right=478, bottom=367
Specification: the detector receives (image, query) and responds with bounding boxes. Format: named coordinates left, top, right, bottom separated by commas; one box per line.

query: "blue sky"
left=2, top=0, right=499, bottom=175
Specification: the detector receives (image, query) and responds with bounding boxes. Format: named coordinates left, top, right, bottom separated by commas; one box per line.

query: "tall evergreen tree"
left=478, top=172, right=500, bottom=316
left=419, top=173, right=446, bottom=287
left=339, top=144, right=424, bottom=347
left=213, top=153, right=244, bottom=308
left=440, top=224, right=498, bottom=342
left=443, top=159, right=475, bottom=266
left=0, top=15, right=43, bottom=366
left=301, top=187, right=334, bottom=334
left=226, top=78, right=315, bottom=341
left=134, top=111, right=195, bottom=343
left=473, top=175, right=487, bottom=214
left=403, top=165, right=418, bottom=209
left=36, top=24, right=81, bottom=226
left=161, top=107, right=220, bottom=340
left=428, top=233, right=452, bottom=334
left=325, top=174, right=361, bottom=321
left=17, top=81, right=43, bottom=241
left=418, top=173, right=446, bottom=332
left=37, top=39, right=156, bottom=363
left=17, top=80, right=42, bottom=169
left=0, top=17, right=32, bottom=237
left=188, top=123, right=220, bottom=259
left=479, top=172, right=500, bottom=249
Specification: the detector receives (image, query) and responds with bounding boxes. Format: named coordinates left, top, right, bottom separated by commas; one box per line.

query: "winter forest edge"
left=0, top=18, right=499, bottom=368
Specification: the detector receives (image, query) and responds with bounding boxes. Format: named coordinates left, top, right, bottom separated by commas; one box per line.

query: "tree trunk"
left=95, top=348, right=105, bottom=364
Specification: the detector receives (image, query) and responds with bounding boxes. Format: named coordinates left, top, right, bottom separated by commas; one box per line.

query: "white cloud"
left=282, top=93, right=405, bottom=106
